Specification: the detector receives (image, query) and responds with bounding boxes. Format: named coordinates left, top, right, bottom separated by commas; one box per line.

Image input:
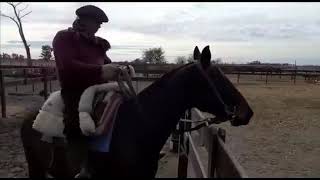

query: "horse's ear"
left=193, top=46, right=201, bottom=60
left=200, top=45, right=211, bottom=69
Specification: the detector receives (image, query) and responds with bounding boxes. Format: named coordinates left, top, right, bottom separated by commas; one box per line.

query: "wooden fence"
left=0, top=66, right=57, bottom=118
left=175, top=108, right=248, bottom=178
left=2, top=62, right=320, bottom=118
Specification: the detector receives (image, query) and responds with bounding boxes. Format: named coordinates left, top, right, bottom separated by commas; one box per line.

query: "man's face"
left=82, top=17, right=102, bottom=35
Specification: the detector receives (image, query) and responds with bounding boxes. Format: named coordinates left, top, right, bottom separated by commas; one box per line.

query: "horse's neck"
left=136, top=67, right=194, bottom=151
left=139, top=74, right=191, bottom=122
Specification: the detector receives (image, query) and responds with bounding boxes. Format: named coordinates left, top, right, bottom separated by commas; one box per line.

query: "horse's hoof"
left=74, top=167, right=91, bottom=178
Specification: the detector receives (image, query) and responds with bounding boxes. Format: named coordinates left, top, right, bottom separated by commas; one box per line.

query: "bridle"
left=174, top=63, right=237, bottom=134
left=115, top=63, right=237, bottom=135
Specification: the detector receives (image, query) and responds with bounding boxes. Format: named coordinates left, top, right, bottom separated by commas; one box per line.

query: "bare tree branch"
left=15, top=2, right=22, bottom=7
left=20, top=10, right=31, bottom=19
left=3, top=2, right=32, bottom=64
left=7, top=2, right=15, bottom=8
left=0, top=13, right=20, bottom=27
left=17, top=4, right=29, bottom=16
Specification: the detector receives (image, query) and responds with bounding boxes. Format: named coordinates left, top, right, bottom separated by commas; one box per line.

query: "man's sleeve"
left=53, top=32, right=103, bottom=84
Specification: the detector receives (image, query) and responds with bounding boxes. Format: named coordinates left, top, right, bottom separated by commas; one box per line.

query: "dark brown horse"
left=20, top=46, right=253, bottom=178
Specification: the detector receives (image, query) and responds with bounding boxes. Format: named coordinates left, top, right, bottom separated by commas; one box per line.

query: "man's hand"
left=101, top=64, right=121, bottom=81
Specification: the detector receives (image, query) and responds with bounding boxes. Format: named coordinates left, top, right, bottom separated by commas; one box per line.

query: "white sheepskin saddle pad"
left=32, top=91, right=66, bottom=138
left=32, top=65, right=135, bottom=142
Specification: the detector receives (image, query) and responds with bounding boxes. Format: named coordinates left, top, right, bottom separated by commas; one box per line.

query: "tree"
left=132, top=58, right=144, bottom=64
left=18, top=55, right=24, bottom=59
left=175, top=56, right=187, bottom=64
left=186, top=54, right=194, bottom=63
left=11, top=53, right=19, bottom=59
left=2, top=53, right=11, bottom=59
left=142, top=47, right=167, bottom=64
left=248, top=60, right=261, bottom=65
left=40, top=45, right=53, bottom=61
left=1, top=2, right=32, bottom=66
left=213, top=58, right=223, bottom=64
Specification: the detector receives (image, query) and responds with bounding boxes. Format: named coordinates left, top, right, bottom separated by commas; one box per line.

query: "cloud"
left=2, top=2, right=320, bottom=64
left=1, top=41, right=52, bottom=50
left=104, top=3, right=320, bottom=43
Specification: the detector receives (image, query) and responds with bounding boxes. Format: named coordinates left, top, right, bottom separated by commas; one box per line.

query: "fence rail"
left=0, top=66, right=57, bottom=118
left=175, top=108, right=247, bottom=178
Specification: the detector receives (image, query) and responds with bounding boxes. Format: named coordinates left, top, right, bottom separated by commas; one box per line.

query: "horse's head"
left=189, top=45, right=253, bottom=126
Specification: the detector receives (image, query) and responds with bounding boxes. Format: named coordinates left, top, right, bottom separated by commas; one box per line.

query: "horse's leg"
left=20, top=117, right=53, bottom=178
left=48, top=145, right=73, bottom=178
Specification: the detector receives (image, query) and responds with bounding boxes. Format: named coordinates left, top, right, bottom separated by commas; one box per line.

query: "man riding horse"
left=21, top=4, right=254, bottom=178
left=52, top=5, right=121, bottom=176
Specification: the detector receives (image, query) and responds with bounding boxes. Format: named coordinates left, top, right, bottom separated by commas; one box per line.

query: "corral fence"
left=172, top=108, right=247, bottom=178
left=0, top=65, right=57, bottom=118
left=2, top=61, right=320, bottom=117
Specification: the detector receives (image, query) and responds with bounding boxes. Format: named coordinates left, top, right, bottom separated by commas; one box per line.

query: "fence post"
left=237, top=72, right=240, bottom=83
left=32, top=82, right=35, bottom=93
left=171, top=128, right=179, bottom=153
left=304, top=72, right=307, bottom=80
left=279, top=71, right=282, bottom=79
left=294, top=70, right=297, bottom=85
left=208, top=127, right=218, bottom=177
left=177, top=109, right=192, bottom=178
left=265, top=71, right=268, bottom=85
left=23, top=68, right=27, bottom=85
left=42, top=68, right=48, bottom=100
left=218, top=128, right=226, bottom=142
left=176, top=119, right=185, bottom=177
left=49, top=79, right=52, bottom=93
left=0, top=69, right=6, bottom=118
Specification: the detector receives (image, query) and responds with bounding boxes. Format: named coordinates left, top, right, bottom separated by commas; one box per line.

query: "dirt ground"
left=1, top=75, right=320, bottom=177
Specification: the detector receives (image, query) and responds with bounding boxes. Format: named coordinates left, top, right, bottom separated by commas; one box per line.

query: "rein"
left=117, top=66, right=137, bottom=99
left=174, top=116, right=224, bottom=134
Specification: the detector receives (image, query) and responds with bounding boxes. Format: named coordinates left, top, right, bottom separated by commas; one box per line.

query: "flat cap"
left=76, top=5, right=108, bottom=23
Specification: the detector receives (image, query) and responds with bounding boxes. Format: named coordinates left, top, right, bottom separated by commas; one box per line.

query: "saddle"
left=32, top=65, right=136, bottom=150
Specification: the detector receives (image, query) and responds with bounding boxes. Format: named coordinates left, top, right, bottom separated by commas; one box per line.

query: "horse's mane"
left=139, top=62, right=195, bottom=95
left=158, top=62, right=194, bottom=82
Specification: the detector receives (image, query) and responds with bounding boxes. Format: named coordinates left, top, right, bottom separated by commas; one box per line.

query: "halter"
left=173, top=63, right=236, bottom=134
left=196, top=63, right=235, bottom=119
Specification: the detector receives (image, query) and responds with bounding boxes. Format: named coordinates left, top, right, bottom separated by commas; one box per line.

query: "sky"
left=1, top=2, right=320, bottom=65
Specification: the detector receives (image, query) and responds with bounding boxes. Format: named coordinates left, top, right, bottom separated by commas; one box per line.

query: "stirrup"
left=74, top=167, right=91, bottom=178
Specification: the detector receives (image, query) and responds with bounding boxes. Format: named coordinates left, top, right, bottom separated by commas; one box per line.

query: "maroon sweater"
left=52, top=29, right=111, bottom=91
